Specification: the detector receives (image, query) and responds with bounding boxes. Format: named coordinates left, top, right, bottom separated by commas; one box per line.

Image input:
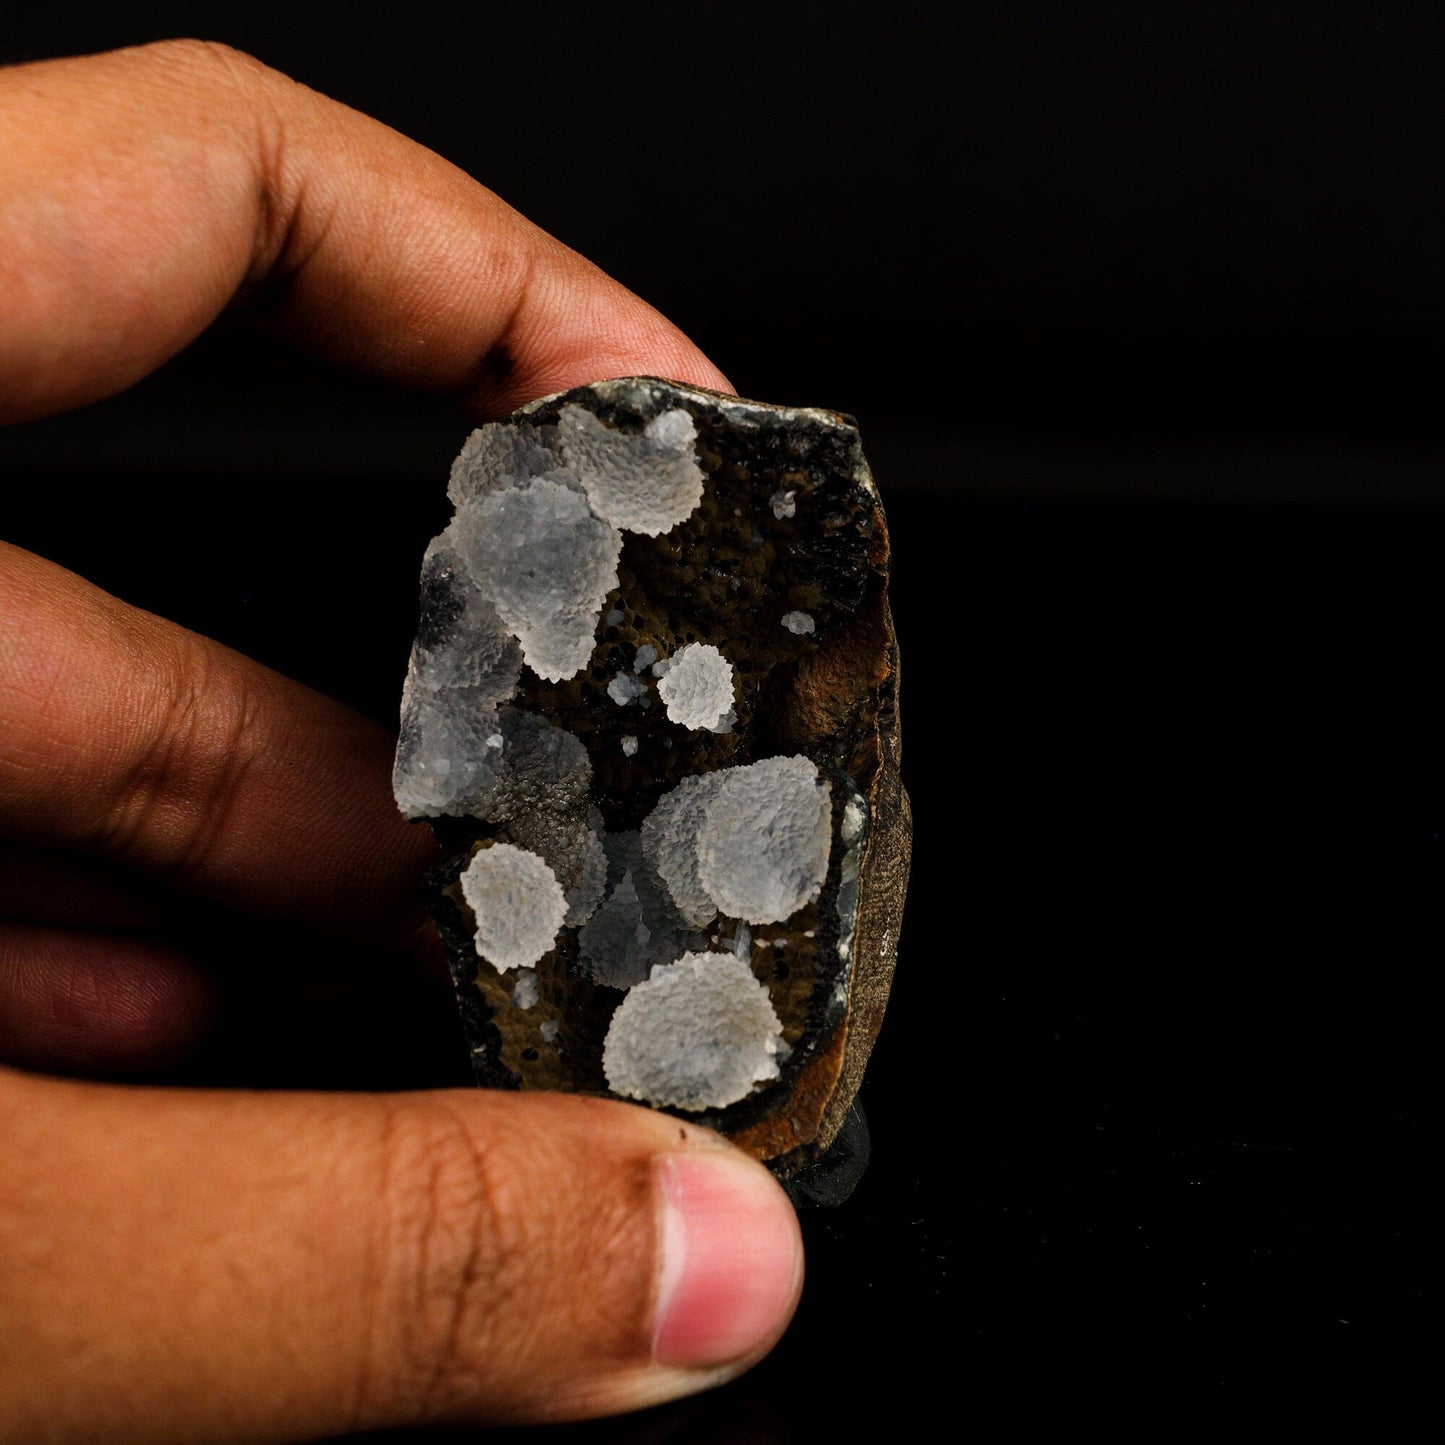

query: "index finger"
left=0, top=39, right=731, bottom=424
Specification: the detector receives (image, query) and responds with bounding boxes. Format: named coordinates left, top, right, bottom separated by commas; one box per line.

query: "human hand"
left=0, top=40, right=800, bottom=1440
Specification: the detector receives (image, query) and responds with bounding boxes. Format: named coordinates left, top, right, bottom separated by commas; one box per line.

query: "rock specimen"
left=394, top=377, right=909, bottom=1178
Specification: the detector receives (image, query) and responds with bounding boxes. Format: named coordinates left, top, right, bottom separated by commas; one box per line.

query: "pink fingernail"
left=651, top=1150, right=804, bottom=1369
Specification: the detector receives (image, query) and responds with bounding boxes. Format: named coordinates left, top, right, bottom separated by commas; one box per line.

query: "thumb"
left=0, top=1069, right=802, bottom=1440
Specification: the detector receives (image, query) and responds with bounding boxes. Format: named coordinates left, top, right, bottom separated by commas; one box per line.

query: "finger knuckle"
left=97, top=633, right=265, bottom=879
left=363, top=1101, right=536, bottom=1421
left=138, top=38, right=274, bottom=87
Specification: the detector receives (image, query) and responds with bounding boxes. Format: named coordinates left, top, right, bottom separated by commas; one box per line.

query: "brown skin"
left=0, top=40, right=801, bottom=1440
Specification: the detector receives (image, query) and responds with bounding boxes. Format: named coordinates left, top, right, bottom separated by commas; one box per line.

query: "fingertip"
left=455, top=282, right=736, bottom=420
left=502, top=1133, right=802, bottom=1424
left=651, top=1147, right=804, bottom=1371
left=0, top=925, right=216, bottom=1076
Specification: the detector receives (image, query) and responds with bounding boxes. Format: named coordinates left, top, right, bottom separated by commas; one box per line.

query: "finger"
left=0, top=541, right=438, bottom=945
left=0, top=1075, right=803, bottom=1437
left=0, top=923, right=214, bottom=1074
left=0, top=40, right=732, bottom=424
left=0, top=910, right=456, bottom=1087
left=0, top=845, right=177, bottom=932
left=0, top=845, right=453, bottom=992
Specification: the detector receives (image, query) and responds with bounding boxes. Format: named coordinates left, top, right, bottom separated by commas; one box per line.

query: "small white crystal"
left=605, top=607, right=625, bottom=627
left=540, top=1019, right=560, bottom=1043
left=485, top=733, right=504, bottom=749
left=602, top=951, right=784, bottom=1110
left=697, top=755, right=832, bottom=924
left=607, top=672, right=649, bottom=707
left=781, top=610, right=815, bottom=635
left=770, top=488, right=796, bottom=520
left=558, top=404, right=704, bottom=536
left=633, top=644, right=659, bottom=673
left=511, top=969, right=540, bottom=1009
left=621, top=735, right=639, bottom=756
left=657, top=643, right=734, bottom=731
left=459, top=843, right=567, bottom=972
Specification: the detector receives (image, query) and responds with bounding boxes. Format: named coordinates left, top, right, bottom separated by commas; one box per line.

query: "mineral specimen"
left=394, top=377, right=909, bottom=1178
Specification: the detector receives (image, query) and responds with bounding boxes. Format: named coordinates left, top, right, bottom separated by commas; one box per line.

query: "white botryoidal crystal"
left=697, top=755, right=832, bottom=924
left=633, top=643, right=659, bottom=673
left=769, top=488, right=797, bottom=519
left=448, top=420, right=563, bottom=508
left=621, top=735, right=639, bottom=756
left=602, top=952, right=785, bottom=1110
left=482, top=731, right=603, bottom=930
left=641, top=771, right=727, bottom=927
left=407, top=542, right=522, bottom=698
left=459, top=476, right=622, bottom=682
left=657, top=643, right=734, bottom=731
left=459, top=843, right=567, bottom=972
left=392, top=541, right=526, bottom=819
left=781, top=610, right=815, bottom=635
left=393, top=686, right=507, bottom=819
left=561, top=826, right=609, bottom=926
left=397, top=695, right=593, bottom=826
left=480, top=709, right=592, bottom=823
left=557, top=405, right=704, bottom=536
left=505, top=807, right=607, bottom=930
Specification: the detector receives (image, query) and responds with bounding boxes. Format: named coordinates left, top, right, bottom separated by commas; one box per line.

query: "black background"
left=2, top=2, right=1437, bottom=1431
